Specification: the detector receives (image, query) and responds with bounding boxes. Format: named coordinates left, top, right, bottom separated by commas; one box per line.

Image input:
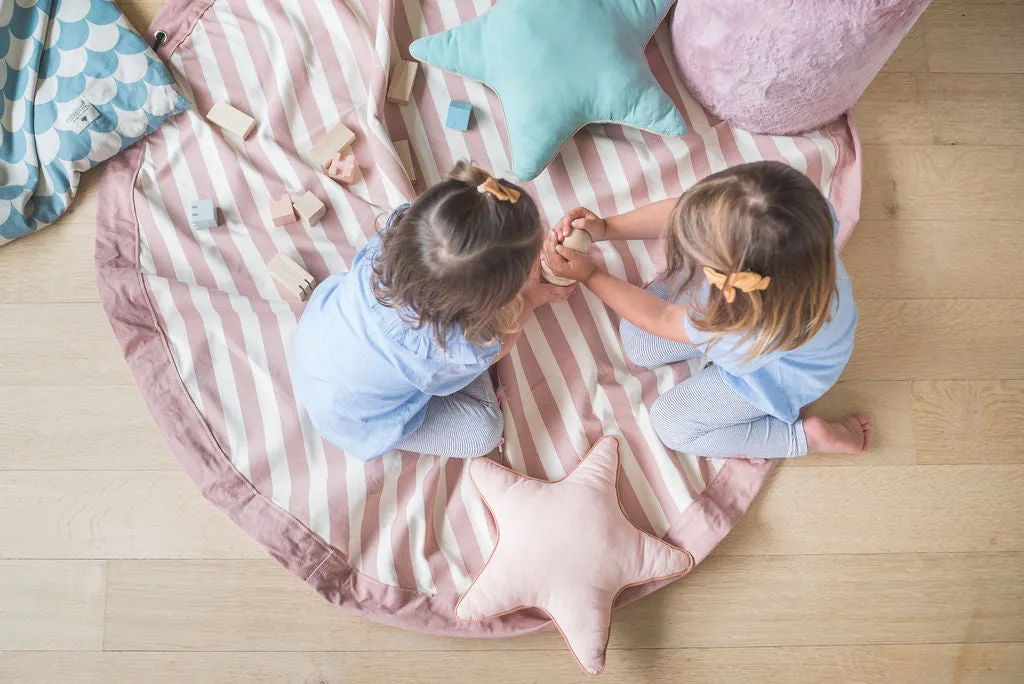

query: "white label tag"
left=64, top=98, right=100, bottom=134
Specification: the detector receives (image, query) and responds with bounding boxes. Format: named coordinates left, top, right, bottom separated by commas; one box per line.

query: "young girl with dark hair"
left=292, top=162, right=573, bottom=460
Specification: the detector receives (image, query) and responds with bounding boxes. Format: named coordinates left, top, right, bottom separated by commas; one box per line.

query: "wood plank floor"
left=2, top=1, right=1022, bottom=682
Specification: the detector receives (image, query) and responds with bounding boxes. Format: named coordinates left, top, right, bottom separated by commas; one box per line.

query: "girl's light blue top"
left=682, top=225, right=857, bottom=424
left=291, top=232, right=500, bottom=460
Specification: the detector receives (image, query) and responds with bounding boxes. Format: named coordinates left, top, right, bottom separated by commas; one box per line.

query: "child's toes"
left=858, top=415, right=871, bottom=450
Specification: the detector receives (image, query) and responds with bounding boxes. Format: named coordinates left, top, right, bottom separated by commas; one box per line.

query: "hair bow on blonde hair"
left=703, top=267, right=771, bottom=303
left=477, top=176, right=521, bottom=204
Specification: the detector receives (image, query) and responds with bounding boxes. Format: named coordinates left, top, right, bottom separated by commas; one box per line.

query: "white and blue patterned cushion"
left=0, top=0, right=191, bottom=246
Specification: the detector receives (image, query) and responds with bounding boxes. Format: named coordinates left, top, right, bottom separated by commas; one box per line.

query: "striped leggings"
left=620, top=283, right=808, bottom=459
left=394, top=373, right=503, bottom=458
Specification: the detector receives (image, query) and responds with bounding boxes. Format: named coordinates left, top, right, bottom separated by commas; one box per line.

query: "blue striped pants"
left=620, top=283, right=807, bottom=459
left=395, top=373, right=503, bottom=458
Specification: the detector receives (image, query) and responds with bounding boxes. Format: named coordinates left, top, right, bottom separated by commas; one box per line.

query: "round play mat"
left=95, top=0, right=861, bottom=637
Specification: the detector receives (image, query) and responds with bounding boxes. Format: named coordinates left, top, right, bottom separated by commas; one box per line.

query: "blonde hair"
left=664, top=161, right=837, bottom=360
left=372, top=162, right=542, bottom=348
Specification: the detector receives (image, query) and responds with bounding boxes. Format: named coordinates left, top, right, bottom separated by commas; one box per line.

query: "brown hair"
left=664, top=161, right=837, bottom=359
left=371, top=161, right=542, bottom=348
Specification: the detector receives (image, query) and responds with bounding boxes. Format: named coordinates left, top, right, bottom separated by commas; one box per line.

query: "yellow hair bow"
left=703, top=267, right=771, bottom=303
left=477, top=176, right=521, bottom=203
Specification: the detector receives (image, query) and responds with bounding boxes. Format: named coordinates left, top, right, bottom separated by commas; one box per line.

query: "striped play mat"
left=96, top=0, right=861, bottom=635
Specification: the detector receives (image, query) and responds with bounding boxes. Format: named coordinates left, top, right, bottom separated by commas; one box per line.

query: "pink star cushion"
left=456, top=436, right=694, bottom=674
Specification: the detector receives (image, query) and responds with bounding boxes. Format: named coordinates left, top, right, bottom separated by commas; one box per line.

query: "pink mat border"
left=94, top=0, right=863, bottom=637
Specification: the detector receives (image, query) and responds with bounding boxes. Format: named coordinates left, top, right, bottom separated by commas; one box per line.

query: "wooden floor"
left=2, top=1, right=1023, bottom=682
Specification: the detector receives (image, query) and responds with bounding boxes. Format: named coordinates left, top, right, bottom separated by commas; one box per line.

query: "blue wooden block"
left=445, top=100, right=472, bottom=131
left=189, top=198, right=219, bottom=230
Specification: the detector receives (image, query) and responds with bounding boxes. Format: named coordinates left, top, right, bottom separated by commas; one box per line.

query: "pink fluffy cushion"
left=671, top=0, right=931, bottom=135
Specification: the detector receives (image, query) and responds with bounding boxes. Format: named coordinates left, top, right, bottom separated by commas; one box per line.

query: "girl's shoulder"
left=354, top=232, right=384, bottom=267
left=379, top=308, right=500, bottom=368
left=359, top=214, right=499, bottom=371
left=684, top=253, right=857, bottom=373
left=372, top=307, right=499, bottom=395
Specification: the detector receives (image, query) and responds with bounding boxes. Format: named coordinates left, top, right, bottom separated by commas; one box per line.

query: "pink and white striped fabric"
left=96, top=0, right=862, bottom=636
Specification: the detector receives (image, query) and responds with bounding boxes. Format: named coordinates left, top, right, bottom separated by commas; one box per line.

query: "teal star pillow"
left=409, top=0, right=686, bottom=180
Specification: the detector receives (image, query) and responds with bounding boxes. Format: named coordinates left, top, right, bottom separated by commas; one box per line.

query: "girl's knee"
left=482, top=411, right=504, bottom=452
left=619, top=318, right=654, bottom=368
left=465, top=408, right=504, bottom=457
left=650, top=395, right=702, bottom=452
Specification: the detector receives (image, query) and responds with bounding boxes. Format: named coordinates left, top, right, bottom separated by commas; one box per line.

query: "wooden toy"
left=269, top=195, right=296, bottom=226
left=206, top=102, right=256, bottom=139
left=327, top=153, right=360, bottom=184
left=268, top=253, right=316, bottom=301
left=541, top=229, right=591, bottom=286
left=293, top=191, right=326, bottom=224
left=386, top=60, right=419, bottom=105
left=189, top=198, right=218, bottom=230
left=394, top=140, right=416, bottom=182
left=311, top=122, right=356, bottom=168
left=445, top=100, right=472, bottom=131
left=563, top=228, right=592, bottom=254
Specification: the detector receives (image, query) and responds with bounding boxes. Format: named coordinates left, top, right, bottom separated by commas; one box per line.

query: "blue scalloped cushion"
left=1, top=0, right=191, bottom=245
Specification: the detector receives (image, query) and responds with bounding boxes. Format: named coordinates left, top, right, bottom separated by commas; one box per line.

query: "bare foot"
left=803, top=415, right=871, bottom=454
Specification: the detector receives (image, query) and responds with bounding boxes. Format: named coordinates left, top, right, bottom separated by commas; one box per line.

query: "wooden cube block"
left=445, top=100, right=472, bottom=131
left=269, top=195, right=296, bottom=226
left=394, top=140, right=416, bottom=182
left=206, top=102, right=256, bottom=139
left=327, top=153, right=360, bottom=184
left=293, top=191, right=326, bottom=224
left=386, top=60, right=419, bottom=105
left=268, top=253, right=315, bottom=301
left=189, top=198, right=218, bottom=230
left=310, top=122, right=356, bottom=168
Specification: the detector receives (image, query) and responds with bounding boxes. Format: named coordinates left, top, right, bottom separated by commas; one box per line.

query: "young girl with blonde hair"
left=543, top=161, right=869, bottom=459
left=292, top=162, right=574, bottom=461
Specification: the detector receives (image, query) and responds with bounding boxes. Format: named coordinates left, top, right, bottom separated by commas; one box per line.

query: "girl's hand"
left=542, top=234, right=598, bottom=283
left=523, top=259, right=577, bottom=307
left=552, top=207, right=607, bottom=242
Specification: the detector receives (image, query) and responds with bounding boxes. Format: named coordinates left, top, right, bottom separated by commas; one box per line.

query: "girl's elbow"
left=654, top=308, right=690, bottom=344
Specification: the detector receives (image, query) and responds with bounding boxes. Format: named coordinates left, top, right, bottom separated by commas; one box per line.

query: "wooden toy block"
left=386, top=60, right=419, bottom=105
left=268, top=253, right=315, bottom=300
left=278, top=255, right=316, bottom=293
left=206, top=102, right=256, bottom=139
left=327, top=153, right=360, bottom=184
left=273, top=252, right=314, bottom=286
left=269, top=195, right=296, bottom=226
left=269, top=268, right=313, bottom=300
left=311, top=122, right=356, bottom=168
left=445, top=100, right=472, bottom=131
left=283, top=268, right=315, bottom=301
left=189, top=198, right=218, bottom=230
left=293, top=191, right=326, bottom=223
left=394, top=140, right=416, bottom=182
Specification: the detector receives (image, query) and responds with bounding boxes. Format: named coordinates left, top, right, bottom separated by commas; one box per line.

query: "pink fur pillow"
left=671, top=0, right=931, bottom=134
left=456, top=436, right=693, bottom=674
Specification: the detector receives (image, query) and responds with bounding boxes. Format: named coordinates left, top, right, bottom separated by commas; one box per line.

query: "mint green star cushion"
left=409, top=0, right=686, bottom=180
